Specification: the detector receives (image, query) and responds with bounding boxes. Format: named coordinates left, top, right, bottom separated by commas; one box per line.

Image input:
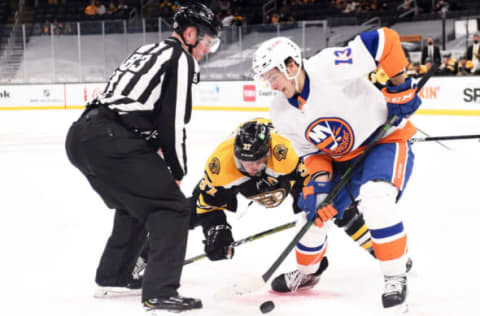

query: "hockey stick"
left=414, top=126, right=452, bottom=151
left=410, top=63, right=453, bottom=151
left=236, top=200, right=254, bottom=219
left=410, top=134, right=480, bottom=143
left=184, top=220, right=296, bottom=265
left=132, top=221, right=295, bottom=277
left=215, top=64, right=438, bottom=299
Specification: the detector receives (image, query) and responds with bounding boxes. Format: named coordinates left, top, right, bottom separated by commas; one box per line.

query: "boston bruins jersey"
left=191, top=131, right=309, bottom=228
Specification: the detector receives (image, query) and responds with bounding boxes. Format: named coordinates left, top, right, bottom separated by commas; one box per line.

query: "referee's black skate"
left=382, top=274, right=408, bottom=313
left=143, top=295, right=202, bottom=313
left=271, top=257, right=329, bottom=293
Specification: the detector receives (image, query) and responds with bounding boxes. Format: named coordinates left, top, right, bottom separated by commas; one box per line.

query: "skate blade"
left=146, top=308, right=202, bottom=315
left=93, top=286, right=141, bottom=298
left=383, top=302, right=408, bottom=315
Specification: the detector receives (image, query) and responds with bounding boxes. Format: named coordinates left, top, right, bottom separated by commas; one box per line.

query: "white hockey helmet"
left=252, top=37, right=302, bottom=80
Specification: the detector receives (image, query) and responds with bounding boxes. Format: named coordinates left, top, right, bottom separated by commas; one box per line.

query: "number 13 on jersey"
left=334, top=48, right=353, bottom=65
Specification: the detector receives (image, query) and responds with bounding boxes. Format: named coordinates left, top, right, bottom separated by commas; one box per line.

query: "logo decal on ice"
left=305, top=118, right=354, bottom=157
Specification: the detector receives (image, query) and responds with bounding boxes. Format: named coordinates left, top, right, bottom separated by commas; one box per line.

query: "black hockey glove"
left=203, top=224, right=234, bottom=261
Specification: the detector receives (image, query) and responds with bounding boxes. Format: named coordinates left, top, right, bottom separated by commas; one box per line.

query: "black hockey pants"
left=65, top=107, right=190, bottom=300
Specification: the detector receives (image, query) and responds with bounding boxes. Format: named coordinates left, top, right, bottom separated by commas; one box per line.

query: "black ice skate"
left=271, top=257, right=329, bottom=293
left=94, top=277, right=142, bottom=298
left=143, top=295, right=202, bottom=313
left=382, top=274, right=408, bottom=312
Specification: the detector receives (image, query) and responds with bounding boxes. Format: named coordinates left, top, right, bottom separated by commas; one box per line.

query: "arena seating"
left=14, top=1, right=480, bottom=29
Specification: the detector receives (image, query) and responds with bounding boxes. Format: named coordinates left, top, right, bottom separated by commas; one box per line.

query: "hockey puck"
left=260, top=300, right=275, bottom=314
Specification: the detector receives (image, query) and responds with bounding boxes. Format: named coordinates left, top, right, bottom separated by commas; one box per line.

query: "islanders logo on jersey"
left=305, top=118, right=354, bottom=157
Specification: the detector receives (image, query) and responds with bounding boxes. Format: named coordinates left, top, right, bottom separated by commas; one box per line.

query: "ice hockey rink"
left=1, top=108, right=479, bottom=316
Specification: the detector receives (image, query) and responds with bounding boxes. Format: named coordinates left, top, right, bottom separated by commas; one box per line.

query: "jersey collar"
left=287, top=72, right=310, bottom=111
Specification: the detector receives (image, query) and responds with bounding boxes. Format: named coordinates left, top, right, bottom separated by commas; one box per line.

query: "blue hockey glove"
left=297, top=180, right=333, bottom=222
left=382, top=77, right=422, bottom=123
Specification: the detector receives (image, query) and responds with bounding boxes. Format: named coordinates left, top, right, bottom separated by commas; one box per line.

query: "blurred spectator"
left=159, top=0, right=173, bottom=17
left=43, top=20, right=51, bottom=35
left=117, top=0, right=128, bottom=10
left=48, top=0, right=59, bottom=5
left=33, top=22, right=42, bottom=35
left=53, top=20, right=64, bottom=35
left=406, top=62, right=427, bottom=78
left=421, top=36, right=441, bottom=65
left=424, top=57, right=434, bottom=72
left=270, top=12, right=280, bottom=24
left=343, top=1, right=359, bottom=13
left=466, top=33, right=480, bottom=74
left=116, top=0, right=129, bottom=19
left=232, top=10, right=243, bottom=26
left=97, top=1, right=107, bottom=16
left=457, top=56, right=474, bottom=76
left=172, top=0, right=181, bottom=12
left=64, top=22, right=73, bottom=34
left=106, top=0, right=117, bottom=16
left=85, top=0, right=98, bottom=17
left=434, top=0, right=450, bottom=14
left=222, top=9, right=234, bottom=27
left=401, top=0, right=414, bottom=10
left=286, top=12, right=297, bottom=24
left=330, top=0, right=343, bottom=9
left=438, top=53, right=457, bottom=76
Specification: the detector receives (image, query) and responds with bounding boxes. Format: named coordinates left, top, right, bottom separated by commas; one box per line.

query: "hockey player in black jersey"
left=189, top=118, right=380, bottom=292
left=65, top=2, right=220, bottom=314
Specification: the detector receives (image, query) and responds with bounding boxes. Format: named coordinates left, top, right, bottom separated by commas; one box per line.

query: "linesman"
left=65, top=2, right=221, bottom=313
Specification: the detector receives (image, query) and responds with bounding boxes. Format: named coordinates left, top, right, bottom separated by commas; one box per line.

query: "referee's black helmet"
left=173, top=2, right=221, bottom=40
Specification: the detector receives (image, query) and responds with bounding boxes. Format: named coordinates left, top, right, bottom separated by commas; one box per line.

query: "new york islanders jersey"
left=193, top=132, right=309, bottom=220
left=270, top=28, right=417, bottom=177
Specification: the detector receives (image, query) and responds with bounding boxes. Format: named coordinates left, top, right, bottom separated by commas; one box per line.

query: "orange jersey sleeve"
left=360, top=27, right=409, bottom=78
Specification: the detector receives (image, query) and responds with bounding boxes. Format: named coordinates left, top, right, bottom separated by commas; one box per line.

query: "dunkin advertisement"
left=418, top=76, right=480, bottom=111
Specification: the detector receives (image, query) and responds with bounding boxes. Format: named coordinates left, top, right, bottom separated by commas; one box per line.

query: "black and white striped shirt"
left=95, top=37, right=199, bottom=180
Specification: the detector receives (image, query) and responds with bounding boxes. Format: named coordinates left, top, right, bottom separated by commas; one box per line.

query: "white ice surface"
left=1, top=110, right=479, bottom=316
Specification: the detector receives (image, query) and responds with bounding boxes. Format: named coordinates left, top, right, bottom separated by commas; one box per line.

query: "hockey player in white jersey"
left=252, top=28, right=421, bottom=312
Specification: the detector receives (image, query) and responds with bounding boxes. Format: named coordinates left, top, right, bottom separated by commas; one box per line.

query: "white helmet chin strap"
left=284, top=65, right=302, bottom=94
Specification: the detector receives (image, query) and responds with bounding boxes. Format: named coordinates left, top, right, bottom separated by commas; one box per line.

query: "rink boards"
left=0, top=76, right=480, bottom=115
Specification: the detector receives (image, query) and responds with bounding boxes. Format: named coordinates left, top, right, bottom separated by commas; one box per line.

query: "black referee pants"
left=65, top=107, right=190, bottom=300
